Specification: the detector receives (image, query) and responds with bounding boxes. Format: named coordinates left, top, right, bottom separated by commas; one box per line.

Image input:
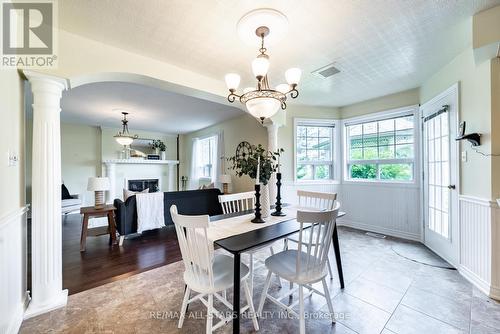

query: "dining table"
left=209, top=206, right=346, bottom=334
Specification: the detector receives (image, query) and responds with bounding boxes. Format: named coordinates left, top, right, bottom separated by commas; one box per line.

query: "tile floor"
left=21, top=227, right=500, bottom=333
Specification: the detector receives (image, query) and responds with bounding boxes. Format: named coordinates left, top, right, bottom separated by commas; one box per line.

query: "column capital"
left=23, top=70, right=69, bottom=91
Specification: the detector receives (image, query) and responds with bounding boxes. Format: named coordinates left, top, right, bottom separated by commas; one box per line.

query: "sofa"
left=62, top=194, right=82, bottom=216
left=113, top=188, right=223, bottom=244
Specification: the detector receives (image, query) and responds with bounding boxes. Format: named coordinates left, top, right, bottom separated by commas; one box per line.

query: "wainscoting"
left=0, top=206, right=29, bottom=334
left=281, top=181, right=341, bottom=205
left=282, top=181, right=422, bottom=241
left=458, top=195, right=500, bottom=300
left=338, top=183, right=421, bottom=241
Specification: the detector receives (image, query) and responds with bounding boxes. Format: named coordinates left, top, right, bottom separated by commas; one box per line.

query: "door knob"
left=447, top=185, right=456, bottom=190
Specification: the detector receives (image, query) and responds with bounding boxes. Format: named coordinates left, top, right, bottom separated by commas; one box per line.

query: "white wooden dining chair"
left=258, top=205, right=340, bottom=334
left=285, top=190, right=338, bottom=284
left=218, top=192, right=282, bottom=294
left=218, top=191, right=256, bottom=214
left=170, top=205, right=259, bottom=334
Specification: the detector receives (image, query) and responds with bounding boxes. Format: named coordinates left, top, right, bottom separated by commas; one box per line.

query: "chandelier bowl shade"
left=245, top=97, right=282, bottom=120
left=114, top=135, right=135, bottom=146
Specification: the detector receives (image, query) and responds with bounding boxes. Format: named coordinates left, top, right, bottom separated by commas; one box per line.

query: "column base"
left=24, top=289, right=68, bottom=319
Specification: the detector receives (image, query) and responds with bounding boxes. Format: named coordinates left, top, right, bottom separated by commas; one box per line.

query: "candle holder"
left=271, top=172, right=286, bottom=216
left=251, top=184, right=265, bottom=223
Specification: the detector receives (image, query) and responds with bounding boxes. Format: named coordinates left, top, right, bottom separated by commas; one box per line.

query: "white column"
left=24, top=71, right=68, bottom=318
left=265, top=123, right=280, bottom=203
left=168, top=163, right=176, bottom=191
left=104, top=162, right=116, bottom=202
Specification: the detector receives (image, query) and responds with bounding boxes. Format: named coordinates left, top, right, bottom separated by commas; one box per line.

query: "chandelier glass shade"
left=114, top=111, right=138, bottom=146
left=225, top=25, right=300, bottom=122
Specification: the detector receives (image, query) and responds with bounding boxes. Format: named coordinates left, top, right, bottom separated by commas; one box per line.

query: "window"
left=345, top=113, right=416, bottom=182
left=295, top=120, right=336, bottom=181
left=198, top=135, right=217, bottom=179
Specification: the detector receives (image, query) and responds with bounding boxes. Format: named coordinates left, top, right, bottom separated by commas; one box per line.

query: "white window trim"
left=197, top=134, right=218, bottom=181
left=293, top=118, right=340, bottom=183
left=342, top=105, right=420, bottom=186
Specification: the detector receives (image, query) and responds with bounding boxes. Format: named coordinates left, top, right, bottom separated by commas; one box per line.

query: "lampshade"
left=285, top=67, right=301, bottom=85
left=225, top=73, right=241, bottom=90
left=220, top=174, right=232, bottom=184
left=245, top=97, right=281, bottom=119
left=252, top=54, right=270, bottom=78
left=275, top=83, right=290, bottom=94
left=114, top=135, right=134, bottom=146
left=87, top=177, right=110, bottom=191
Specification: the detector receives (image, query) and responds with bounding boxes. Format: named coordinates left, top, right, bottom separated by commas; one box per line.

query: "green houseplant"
left=150, top=139, right=166, bottom=157
left=228, top=143, right=283, bottom=217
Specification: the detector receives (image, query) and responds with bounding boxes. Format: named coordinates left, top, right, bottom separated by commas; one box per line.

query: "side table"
left=80, top=205, right=117, bottom=252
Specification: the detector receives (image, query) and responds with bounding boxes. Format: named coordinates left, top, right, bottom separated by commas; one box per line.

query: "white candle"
left=256, top=156, right=260, bottom=185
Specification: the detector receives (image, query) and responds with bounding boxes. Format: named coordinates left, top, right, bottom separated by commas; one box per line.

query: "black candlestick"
left=271, top=172, right=286, bottom=216
left=251, top=184, right=265, bottom=223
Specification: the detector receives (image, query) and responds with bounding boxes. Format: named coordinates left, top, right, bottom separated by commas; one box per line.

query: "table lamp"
left=220, top=174, right=232, bottom=194
left=87, top=177, right=110, bottom=208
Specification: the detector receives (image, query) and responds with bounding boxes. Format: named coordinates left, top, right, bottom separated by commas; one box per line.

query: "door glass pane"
left=425, top=112, right=451, bottom=240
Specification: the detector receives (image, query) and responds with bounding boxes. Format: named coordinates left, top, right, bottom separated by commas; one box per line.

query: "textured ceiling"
left=61, top=82, right=244, bottom=134
left=59, top=0, right=500, bottom=107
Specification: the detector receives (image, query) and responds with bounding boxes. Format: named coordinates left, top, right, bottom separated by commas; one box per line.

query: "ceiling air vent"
left=312, top=63, right=340, bottom=79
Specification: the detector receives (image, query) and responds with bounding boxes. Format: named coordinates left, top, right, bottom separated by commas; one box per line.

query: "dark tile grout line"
left=378, top=270, right=413, bottom=334
left=397, top=274, right=471, bottom=333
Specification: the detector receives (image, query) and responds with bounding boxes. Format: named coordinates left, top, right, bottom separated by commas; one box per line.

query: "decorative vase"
left=260, top=183, right=271, bottom=218
left=155, top=148, right=160, bottom=155
left=160, top=151, right=166, bottom=160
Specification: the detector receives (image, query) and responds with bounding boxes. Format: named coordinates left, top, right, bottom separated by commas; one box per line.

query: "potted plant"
left=228, top=143, right=283, bottom=218
left=150, top=139, right=166, bottom=159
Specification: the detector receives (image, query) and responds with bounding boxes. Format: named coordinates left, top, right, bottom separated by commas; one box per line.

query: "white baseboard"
left=24, top=289, right=68, bottom=320
left=337, top=218, right=422, bottom=242
left=459, top=265, right=500, bottom=301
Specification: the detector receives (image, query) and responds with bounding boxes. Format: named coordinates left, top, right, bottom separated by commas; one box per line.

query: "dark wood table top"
left=80, top=205, right=116, bottom=214
left=212, top=210, right=345, bottom=254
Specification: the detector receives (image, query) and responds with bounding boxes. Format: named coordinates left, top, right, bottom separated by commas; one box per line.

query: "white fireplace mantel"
left=103, top=159, right=179, bottom=165
left=103, top=159, right=179, bottom=200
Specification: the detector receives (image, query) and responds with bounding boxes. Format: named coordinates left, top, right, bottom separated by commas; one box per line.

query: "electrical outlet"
left=8, top=150, right=19, bottom=166
left=461, top=150, right=467, bottom=162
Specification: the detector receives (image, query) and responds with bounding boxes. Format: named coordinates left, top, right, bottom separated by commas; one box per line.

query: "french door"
left=421, top=84, right=459, bottom=266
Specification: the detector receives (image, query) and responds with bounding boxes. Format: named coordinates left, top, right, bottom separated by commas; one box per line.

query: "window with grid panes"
left=295, top=121, right=335, bottom=181
left=345, top=114, right=415, bottom=182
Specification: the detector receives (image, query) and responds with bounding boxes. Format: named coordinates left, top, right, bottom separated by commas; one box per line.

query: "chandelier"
left=114, top=111, right=138, bottom=146
left=225, top=23, right=301, bottom=123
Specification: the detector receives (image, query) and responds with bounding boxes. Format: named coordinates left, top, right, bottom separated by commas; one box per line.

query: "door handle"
left=447, top=185, right=456, bottom=190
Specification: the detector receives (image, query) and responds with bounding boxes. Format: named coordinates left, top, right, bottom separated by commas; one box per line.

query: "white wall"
left=0, top=70, right=28, bottom=334
left=61, top=123, right=100, bottom=206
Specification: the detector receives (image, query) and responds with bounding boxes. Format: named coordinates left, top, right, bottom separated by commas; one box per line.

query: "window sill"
left=342, top=179, right=419, bottom=188
left=289, top=180, right=341, bottom=186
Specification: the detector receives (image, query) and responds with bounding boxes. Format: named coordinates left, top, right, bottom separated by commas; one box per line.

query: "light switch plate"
left=461, top=150, right=467, bottom=162
left=8, top=150, right=19, bottom=166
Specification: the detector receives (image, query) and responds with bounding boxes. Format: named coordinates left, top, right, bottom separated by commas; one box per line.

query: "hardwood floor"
left=61, top=213, right=182, bottom=295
